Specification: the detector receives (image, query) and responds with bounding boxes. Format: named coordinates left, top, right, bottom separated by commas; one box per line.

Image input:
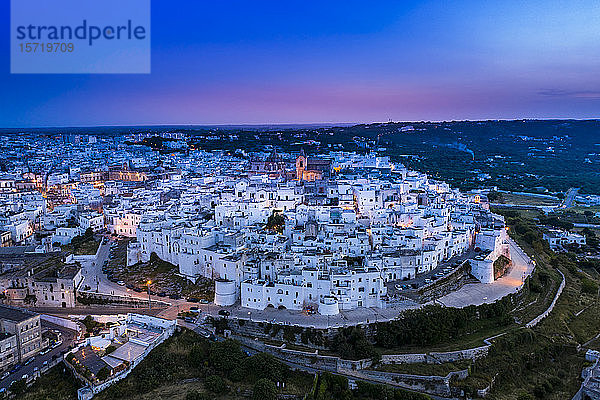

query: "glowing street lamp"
left=147, top=280, right=152, bottom=309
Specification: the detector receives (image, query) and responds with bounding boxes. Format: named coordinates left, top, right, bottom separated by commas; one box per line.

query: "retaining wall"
left=525, top=269, right=565, bottom=328
left=380, top=345, right=490, bottom=365
left=41, top=314, right=82, bottom=333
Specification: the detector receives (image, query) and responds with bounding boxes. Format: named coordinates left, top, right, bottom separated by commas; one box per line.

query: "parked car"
left=1, top=371, right=9, bottom=380
left=157, top=292, right=167, bottom=297
left=187, top=297, right=200, bottom=303
left=183, top=316, right=196, bottom=323
left=394, top=284, right=403, bottom=291
left=10, top=365, right=21, bottom=374
left=199, top=299, right=209, bottom=304
left=117, top=281, right=125, bottom=286
left=169, top=294, right=181, bottom=300
left=218, top=310, right=230, bottom=317
left=24, top=357, right=34, bottom=366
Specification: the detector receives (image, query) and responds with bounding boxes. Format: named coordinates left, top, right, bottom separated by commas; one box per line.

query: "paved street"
left=561, top=187, right=580, bottom=209
left=31, top=306, right=165, bottom=316
left=436, top=238, right=534, bottom=308
left=80, top=240, right=131, bottom=297
left=78, top=238, right=200, bottom=318
left=0, top=320, right=77, bottom=391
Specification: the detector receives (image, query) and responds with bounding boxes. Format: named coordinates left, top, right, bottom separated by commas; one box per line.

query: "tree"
left=266, top=211, right=285, bottom=233
left=205, top=374, right=227, bottom=394
left=330, top=326, right=377, bottom=360
left=209, top=339, right=244, bottom=374
left=252, top=378, right=277, bottom=400
left=517, top=391, right=535, bottom=400
left=82, top=315, right=99, bottom=332
left=487, top=191, right=503, bottom=202
left=186, top=391, right=211, bottom=400
left=9, top=379, right=27, bottom=396
left=493, top=255, right=511, bottom=278
left=96, top=366, right=110, bottom=381
left=188, top=342, right=209, bottom=368
left=245, top=353, right=287, bottom=382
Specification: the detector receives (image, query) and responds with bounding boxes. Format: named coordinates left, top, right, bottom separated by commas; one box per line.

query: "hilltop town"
left=0, top=129, right=597, bottom=400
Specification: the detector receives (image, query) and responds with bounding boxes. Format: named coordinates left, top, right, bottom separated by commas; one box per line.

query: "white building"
left=543, top=229, right=586, bottom=251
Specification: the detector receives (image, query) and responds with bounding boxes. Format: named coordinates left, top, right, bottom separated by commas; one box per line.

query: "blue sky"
left=1, top=0, right=600, bottom=127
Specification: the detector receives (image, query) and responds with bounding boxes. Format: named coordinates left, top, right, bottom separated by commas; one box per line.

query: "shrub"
left=517, top=391, right=534, bottom=400
left=252, top=378, right=277, bottom=400
left=581, top=278, right=599, bottom=295
left=186, top=390, right=211, bottom=400
left=204, top=374, right=227, bottom=394
left=209, top=339, right=244, bottom=374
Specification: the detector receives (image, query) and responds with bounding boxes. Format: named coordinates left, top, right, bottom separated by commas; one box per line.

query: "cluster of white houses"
left=126, top=152, right=508, bottom=315
left=0, top=138, right=510, bottom=316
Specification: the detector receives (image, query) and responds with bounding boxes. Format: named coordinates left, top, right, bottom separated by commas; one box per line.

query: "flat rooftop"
left=0, top=305, right=38, bottom=323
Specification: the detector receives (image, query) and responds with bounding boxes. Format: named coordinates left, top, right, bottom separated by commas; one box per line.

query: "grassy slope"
left=454, top=209, right=600, bottom=399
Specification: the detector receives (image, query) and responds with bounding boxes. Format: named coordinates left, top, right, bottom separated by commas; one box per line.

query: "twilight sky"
left=2, top=0, right=600, bottom=127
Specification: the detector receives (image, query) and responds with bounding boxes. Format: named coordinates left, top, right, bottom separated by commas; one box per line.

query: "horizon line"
left=1, top=117, right=599, bottom=131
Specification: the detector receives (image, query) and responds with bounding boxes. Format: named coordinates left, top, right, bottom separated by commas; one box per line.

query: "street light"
left=147, top=280, right=152, bottom=310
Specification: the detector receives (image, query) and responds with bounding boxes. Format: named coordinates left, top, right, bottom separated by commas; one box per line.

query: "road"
left=78, top=238, right=197, bottom=317
left=31, top=306, right=165, bottom=316
left=0, top=320, right=77, bottom=390
left=80, top=240, right=130, bottom=297
left=491, top=203, right=557, bottom=214
left=561, top=187, right=580, bottom=209
left=574, top=223, right=600, bottom=229
left=436, top=237, right=534, bottom=308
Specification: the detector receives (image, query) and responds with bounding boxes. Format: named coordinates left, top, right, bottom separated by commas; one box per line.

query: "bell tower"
left=296, top=149, right=306, bottom=181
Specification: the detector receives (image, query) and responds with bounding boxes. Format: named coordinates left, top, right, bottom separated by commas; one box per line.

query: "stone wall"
left=76, top=291, right=169, bottom=308
left=417, top=261, right=473, bottom=303
left=233, top=334, right=369, bottom=372
left=349, top=368, right=469, bottom=397
left=41, top=314, right=82, bottom=333
left=380, top=345, right=490, bottom=365
left=229, top=318, right=337, bottom=349
left=525, top=269, right=565, bottom=328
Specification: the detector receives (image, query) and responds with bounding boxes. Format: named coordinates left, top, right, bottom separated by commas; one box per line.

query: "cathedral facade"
left=295, top=149, right=332, bottom=181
